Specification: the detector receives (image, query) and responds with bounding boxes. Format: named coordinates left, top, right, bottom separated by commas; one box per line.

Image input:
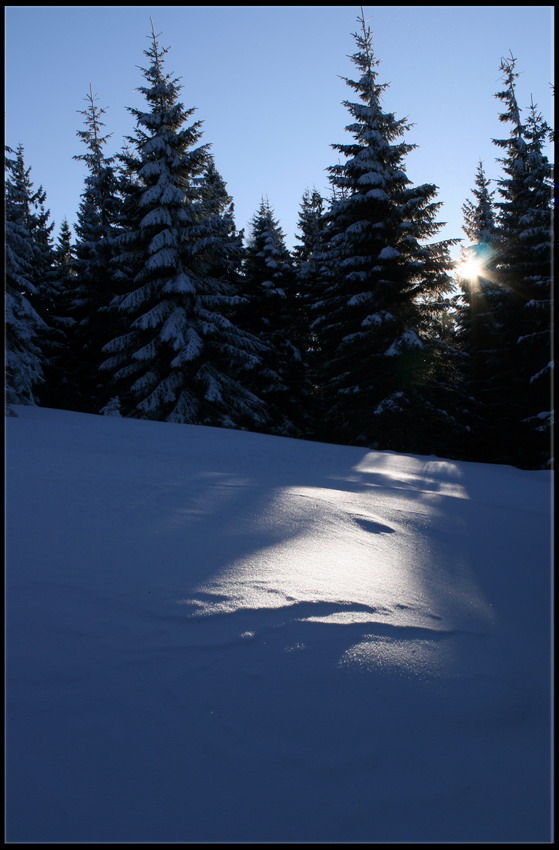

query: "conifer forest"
left=5, top=14, right=554, bottom=470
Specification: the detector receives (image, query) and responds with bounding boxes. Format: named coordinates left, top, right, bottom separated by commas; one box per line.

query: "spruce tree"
left=189, top=156, right=245, bottom=286
left=518, top=101, right=553, bottom=467
left=8, top=145, right=57, bottom=305
left=68, top=86, right=121, bottom=413
left=311, top=13, right=457, bottom=454
left=240, top=198, right=307, bottom=436
left=37, top=219, right=79, bottom=410
left=55, top=219, right=77, bottom=307
left=15, top=146, right=56, bottom=289
left=455, top=161, right=501, bottom=460
left=8, top=147, right=80, bottom=416
left=491, top=56, right=553, bottom=467
left=293, top=188, right=327, bottom=435
left=5, top=146, right=47, bottom=406
left=293, top=188, right=326, bottom=269
left=101, top=26, right=267, bottom=429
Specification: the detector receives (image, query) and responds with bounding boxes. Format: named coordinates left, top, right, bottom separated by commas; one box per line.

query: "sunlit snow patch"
left=350, top=452, right=470, bottom=500
left=179, top=467, right=495, bottom=680
left=183, top=483, right=427, bottom=620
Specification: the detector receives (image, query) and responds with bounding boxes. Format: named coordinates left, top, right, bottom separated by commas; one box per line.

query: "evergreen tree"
left=9, top=145, right=57, bottom=299
left=69, top=86, right=121, bottom=413
left=455, top=161, right=501, bottom=460
left=7, top=147, right=79, bottom=415
left=191, top=156, right=245, bottom=281
left=491, top=56, right=553, bottom=467
left=240, top=198, right=307, bottom=436
left=100, top=139, right=155, bottom=413
left=293, top=188, right=327, bottom=435
left=462, top=161, right=498, bottom=247
left=55, top=219, right=77, bottom=300
left=37, top=219, right=80, bottom=410
left=310, top=13, right=458, bottom=453
left=293, top=188, right=326, bottom=268
left=5, top=146, right=47, bottom=406
left=519, top=100, right=554, bottom=462
left=17, top=148, right=56, bottom=287
left=101, top=26, right=267, bottom=429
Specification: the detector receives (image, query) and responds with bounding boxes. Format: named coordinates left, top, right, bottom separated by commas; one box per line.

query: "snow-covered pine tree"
left=240, top=198, right=308, bottom=436
left=455, top=160, right=501, bottom=461
left=7, top=148, right=86, bottom=417
left=54, top=218, right=77, bottom=313
left=37, top=219, right=80, bottom=410
left=13, top=146, right=56, bottom=285
left=491, top=55, right=553, bottom=468
left=101, top=26, right=267, bottom=429
left=293, top=188, right=327, bottom=435
left=68, top=86, right=121, bottom=414
left=5, top=146, right=47, bottom=407
left=191, top=156, right=244, bottom=280
left=293, top=188, right=326, bottom=269
left=519, top=100, right=554, bottom=467
left=8, top=147, right=67, bottom=406
left=187, top=155, right=271, bottom=429
left=462, top=162, right=498, bottom=249
left=310, top=13, right=458, bottom=453
left=106, top=139, right=145, bottom=311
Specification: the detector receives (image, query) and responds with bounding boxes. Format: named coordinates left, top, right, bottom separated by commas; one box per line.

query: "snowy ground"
left=5, top=406, right=553, bottom=842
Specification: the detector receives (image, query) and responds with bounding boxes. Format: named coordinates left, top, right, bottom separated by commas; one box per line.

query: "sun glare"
left=455, top=255, right=485, bottom=281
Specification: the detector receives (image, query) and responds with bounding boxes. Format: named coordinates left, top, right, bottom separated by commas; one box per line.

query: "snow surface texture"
left=5, top=406, right=553, bottom=842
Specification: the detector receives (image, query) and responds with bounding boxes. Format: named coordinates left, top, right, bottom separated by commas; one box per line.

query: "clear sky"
left=5, top=6, right=554, bottom=259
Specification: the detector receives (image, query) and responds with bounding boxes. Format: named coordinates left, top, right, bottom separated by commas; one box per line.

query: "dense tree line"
left=5, top=16, right=553, bottom=469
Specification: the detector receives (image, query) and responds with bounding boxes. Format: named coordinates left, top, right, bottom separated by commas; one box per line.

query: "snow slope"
left=5, top=406, right=553, bottom=842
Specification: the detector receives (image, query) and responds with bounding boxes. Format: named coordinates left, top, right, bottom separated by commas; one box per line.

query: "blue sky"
left=5, top=6, right=554, bottom=258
